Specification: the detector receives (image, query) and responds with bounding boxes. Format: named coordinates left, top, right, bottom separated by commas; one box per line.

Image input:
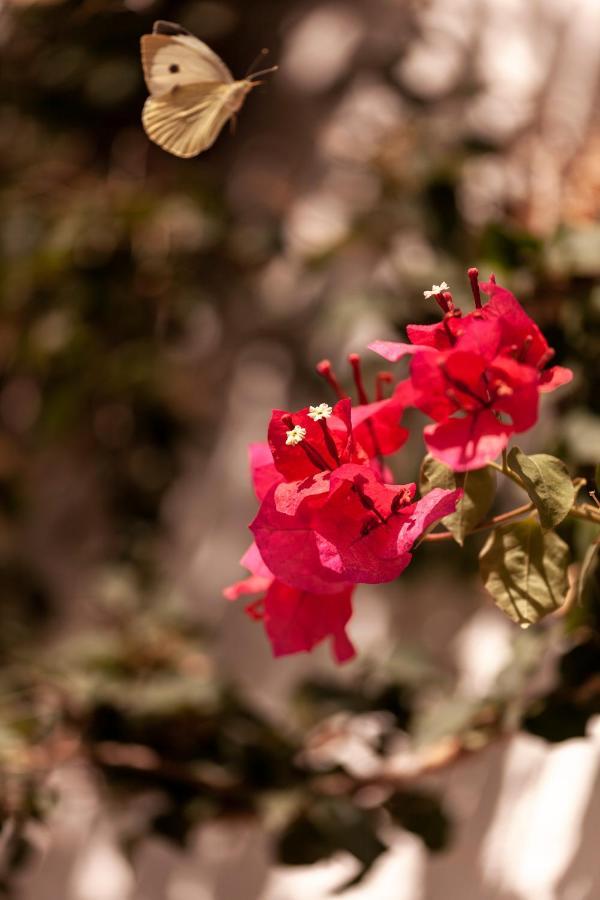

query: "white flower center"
left=423, top=281, right=449, bottom=299
left=285, top=425, right=307, bottom=445
left=308, top=403, right=333, bottom=421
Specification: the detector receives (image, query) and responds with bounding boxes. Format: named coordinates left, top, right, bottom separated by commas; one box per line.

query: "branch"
left=567, top=504, right=600, bottom=525
left=422, top=502, right=535, bottom=543
left=487, top=459, right=525, bottom=488
left=488, top=461, right=600, bottom=526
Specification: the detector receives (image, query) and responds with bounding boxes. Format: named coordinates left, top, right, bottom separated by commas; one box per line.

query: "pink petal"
left=223, top=574, right=271, bottom=601
left=479, top=280, right=549, bottom=366
left=395, top=486, right=464, bottom=549
left=453, top=316, right=503, bottom=360
left=249, top=442, right=282, bottom=501
left=410, top=348, right=486, bottom=421
left=368, top=340, right=422, bottom=362
left=263, top=581, right=356, bottom=663
left=240, top=541, right=272, bottom=578
left=424, top=412, right=511, bottom=471
left=393, top=378, right=417, bottom=407
left=311, top=465, right=455, bottom=585
left=539, top=365, right=573, bottom=393
left=351, top=395, right=409, bottom=457
left=223, top=542, right=273, bottom=600
left=250, top=480, right=352, bottom=594
left=406, top=318, right=465, bottom=349
left=489, top=357, right=539, bottom=432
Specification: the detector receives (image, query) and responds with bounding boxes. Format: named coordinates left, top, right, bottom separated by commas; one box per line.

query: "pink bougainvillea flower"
left=368, top=270, right=573, bottom=470
left=251, top=462, right=462, bottom=591
left=370, top=271, right=572, bottom=391
left=228, top=358, right=459, bottom=663
left=408, top=341, right=541, bottom=470
left=224, top=542, right=356, bottom=663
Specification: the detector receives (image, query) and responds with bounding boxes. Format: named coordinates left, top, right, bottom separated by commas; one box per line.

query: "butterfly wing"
left=142, top=82, right=245, bottom=158
left=140, top=32, right=233, bottom=97
left=152, top=21, right=193, bottom=36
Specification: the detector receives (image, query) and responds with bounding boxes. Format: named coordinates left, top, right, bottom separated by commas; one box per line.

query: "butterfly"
left=140, top=20, right=276, bottom=159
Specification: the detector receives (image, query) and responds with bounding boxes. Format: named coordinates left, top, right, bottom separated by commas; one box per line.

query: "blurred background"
left=0, top=0, right=599, bottom=897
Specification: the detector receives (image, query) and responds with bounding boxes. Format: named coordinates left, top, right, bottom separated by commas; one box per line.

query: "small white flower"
left=308, top=403, right=333, bottom=421
left=423, top=281, right=449, bottom=299
left=285, top=425, right=307, bottom=445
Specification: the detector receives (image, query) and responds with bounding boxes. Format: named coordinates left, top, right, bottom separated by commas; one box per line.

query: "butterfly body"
left=140, top=21, right=267, bottom=158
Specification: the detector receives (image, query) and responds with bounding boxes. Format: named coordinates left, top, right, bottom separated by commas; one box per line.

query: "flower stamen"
left=285, top=424, right=307, bottom=445
left=308, top=403, right=333, bottom=421
left=424, top=281, right=449, bottom=299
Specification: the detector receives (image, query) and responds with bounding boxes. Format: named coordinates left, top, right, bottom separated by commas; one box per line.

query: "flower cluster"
left=370, top=271, right=572, bottom=470
left=226, top=271, right=574, bottom=663
left=226, top=387, right=461, bottom=662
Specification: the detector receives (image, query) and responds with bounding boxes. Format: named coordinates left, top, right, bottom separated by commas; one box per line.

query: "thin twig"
left=487, top=462, right=600, bottom=526
left=488, top=459, right=524, bottom=489
left=422, top=502, right=535, bottom=543
left=567, top=505, right=600, bottom=525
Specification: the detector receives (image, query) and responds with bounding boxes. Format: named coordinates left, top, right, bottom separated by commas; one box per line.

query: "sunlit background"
left=1, top=0, right=599, bottom=897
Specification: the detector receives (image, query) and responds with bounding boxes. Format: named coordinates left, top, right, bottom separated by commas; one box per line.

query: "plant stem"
left=488, top=459, right=524, bottom=489
left=424, top=464, right=600, bottom=545
left=487, top=461, right=600, bottom=526
left=422, top=502, right=535, bottom=542
left=567, top=505, right=600, bottom=525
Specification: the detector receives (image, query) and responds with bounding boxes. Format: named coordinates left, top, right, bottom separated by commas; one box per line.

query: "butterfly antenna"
left=246, top=49, right=278, bottom=81
left=247, top=65, right=278, bottom=81
left=246, top=47, right=269, bottom=78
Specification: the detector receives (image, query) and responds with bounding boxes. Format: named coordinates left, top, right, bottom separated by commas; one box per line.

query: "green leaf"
left=419, top=455, right=495, bottom=545
left=479, top=517, right=570, bottom=625
left=507, top=447, right=575, bottom=530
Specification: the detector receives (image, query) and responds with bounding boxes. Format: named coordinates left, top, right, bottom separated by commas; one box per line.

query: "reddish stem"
left=423, top=501, right=534, bottom=542
left=375, top=372, right=393, bottom=401
left=348, top=353, right=369, bottom=405
left=468, top=267, right=482, bottom=309
left=440, top=290, right=455, bottom=312
left=316, top=359, right=346, bottom=400
left=318, top=418, right=340, bottom=466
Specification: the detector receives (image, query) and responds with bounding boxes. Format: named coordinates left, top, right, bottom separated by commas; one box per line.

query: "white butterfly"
left=140, top=20, right=276, bottom=159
